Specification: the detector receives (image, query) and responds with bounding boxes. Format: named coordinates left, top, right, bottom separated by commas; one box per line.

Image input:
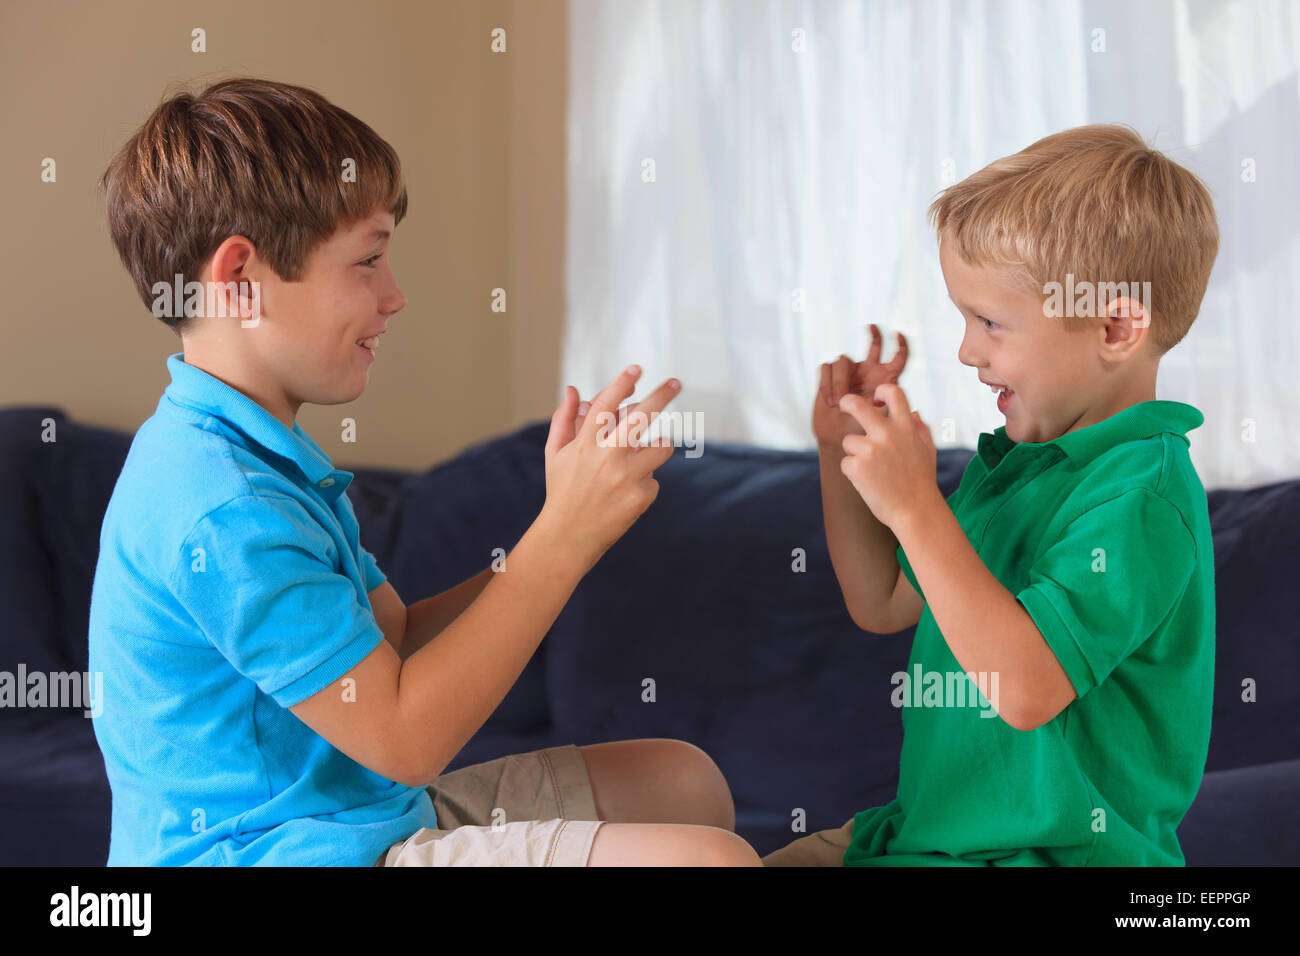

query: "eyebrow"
left=366, top=229, right=391, bottom=242
left=948, top=294, right=1008, bottom=322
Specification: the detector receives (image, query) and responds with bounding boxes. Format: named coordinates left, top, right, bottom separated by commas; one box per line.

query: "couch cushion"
left=1204, top=481, right=1300, bottom=771
left=0, top=407, right=84, bottom=677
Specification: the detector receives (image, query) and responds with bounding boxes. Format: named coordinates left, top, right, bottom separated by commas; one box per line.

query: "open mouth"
left=986, top=382, right=1014, bottom=412
left=356, top=335, right=379, bottom=359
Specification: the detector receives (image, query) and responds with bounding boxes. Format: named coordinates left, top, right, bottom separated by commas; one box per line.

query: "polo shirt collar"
left=977, top=400, right=1204, bottom=470
left=161, top=351, right=353, bottom=501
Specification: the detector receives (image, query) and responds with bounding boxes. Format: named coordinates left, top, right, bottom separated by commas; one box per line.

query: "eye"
left=359, top=254, right=382, bottom=269
left=978, top=316, right=998, bottom=330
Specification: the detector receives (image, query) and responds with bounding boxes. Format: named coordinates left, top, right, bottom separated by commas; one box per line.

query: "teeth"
left=359, top=336, right=379, bottom=349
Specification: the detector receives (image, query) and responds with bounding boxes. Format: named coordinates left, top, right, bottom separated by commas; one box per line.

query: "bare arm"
left=289, top=367, right=679, bottom=787
left=818, top=442, right=909, bottom=632
left=290, top=521, right=583, bottom=786
left=812, top=326, right=913, bottom=633
left=874, top=562, right=925, bottom=635
left=893, top=489, right=1076, bottom=731
left=365, top=566, right=493, bottom=660
left=398, top=567, right=494, bottom=660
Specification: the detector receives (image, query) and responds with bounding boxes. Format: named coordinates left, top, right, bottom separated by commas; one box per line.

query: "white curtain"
left=564, top=0, right=1300, bottom=490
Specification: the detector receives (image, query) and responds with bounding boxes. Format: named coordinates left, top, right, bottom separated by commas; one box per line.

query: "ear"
left=1100, top=295, right=1151, bottom=361
left=205, top=236, right=260, bottom=322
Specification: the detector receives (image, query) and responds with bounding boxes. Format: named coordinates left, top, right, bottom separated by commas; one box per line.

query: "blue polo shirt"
left=88, top=351, right=436, bottom=866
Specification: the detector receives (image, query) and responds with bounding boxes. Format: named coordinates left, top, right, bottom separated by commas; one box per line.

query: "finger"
left=583, top=365, right=643, bottom=441
left=831, top=355, right=853, bottom=403
left=841, top=432, right=871, bottom=457
left=546, top=385, right=579, bottom=457
left=883, top=330, right=909, bottom=377
left=875, top=383, right=913, bottom=422
left=819, top=363, right=833, bottom=406
left=864, top=323, right=882, bottom=367
left=639, top=475, right=661, bottom=509
left=625, top=378, right=681, bottom=444
left=837, top=392, right=885, bottom=432
left=574, top=398, right=591, bottom=433
left=914, top=411, right=934, bottom=447
left=633, top=433, right=676, bottom=472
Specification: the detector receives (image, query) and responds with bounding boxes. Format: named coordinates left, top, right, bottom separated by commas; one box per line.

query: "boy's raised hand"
left=539, top=365, right=680, bottom=572
left=837, top=384, right=938, bottom=530
left=812, top=323, right=909, bottom=449
left=549, top=383, right=667, bottom=452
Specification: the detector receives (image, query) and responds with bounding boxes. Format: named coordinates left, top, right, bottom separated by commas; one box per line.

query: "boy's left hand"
left=837, top=384, right=940, bottom=530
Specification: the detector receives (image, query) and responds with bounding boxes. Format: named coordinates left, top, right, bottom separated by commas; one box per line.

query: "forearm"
left=394, top=515, right=589, bottom=781
left=818, top=443, right=901, bottom=627
left=400, top=566, right=494, bottom=661
left=892, top=492, right=1058, bottom=728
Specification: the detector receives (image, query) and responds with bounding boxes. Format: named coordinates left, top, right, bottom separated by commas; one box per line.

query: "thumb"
left=913, top=410, right=934, bottom=445
left=546, top=385, right=579, bottom=458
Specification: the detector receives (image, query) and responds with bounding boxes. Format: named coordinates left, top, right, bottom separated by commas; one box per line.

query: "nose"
left=383, top=277, right=407, bottom=316
left=957, top=324, right=982, bottom=369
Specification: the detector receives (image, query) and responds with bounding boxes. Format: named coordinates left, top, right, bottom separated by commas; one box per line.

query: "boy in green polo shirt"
left=765, top=124, right=1219, bottom=866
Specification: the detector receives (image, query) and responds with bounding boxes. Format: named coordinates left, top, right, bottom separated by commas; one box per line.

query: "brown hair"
left=101, top=77, right=407, bottom=336
left=929, top=124, right=1218, bottom=355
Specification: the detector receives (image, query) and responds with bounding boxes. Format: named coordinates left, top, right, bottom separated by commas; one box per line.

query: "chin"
left=317, top=381, right=367, bottom=406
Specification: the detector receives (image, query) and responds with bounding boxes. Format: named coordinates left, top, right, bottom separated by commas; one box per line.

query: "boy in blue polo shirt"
left=766, top=124, right=1219, bottom=866
left=89, top=77, right=762, bottom=867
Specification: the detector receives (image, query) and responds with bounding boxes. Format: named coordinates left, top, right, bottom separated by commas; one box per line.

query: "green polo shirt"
left=844, top=400, right=1215, bottom=866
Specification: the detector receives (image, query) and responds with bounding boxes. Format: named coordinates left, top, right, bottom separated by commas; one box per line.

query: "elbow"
left=999, top=696, right=1045, bottom=733
left=1002, top=712, right=1036, bottom=733
left=845, top=600, right=883, bottom=635
left=848, top=611, right=881, bottom=635
left=387, top=724, right=447, bottom=788
left=395, top=740, right=453, bottom=788
left=393, top=756, right=441, bottom=789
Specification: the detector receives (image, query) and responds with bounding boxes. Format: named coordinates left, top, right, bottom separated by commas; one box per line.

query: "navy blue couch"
left=2, top=405, right=1297, bottom=865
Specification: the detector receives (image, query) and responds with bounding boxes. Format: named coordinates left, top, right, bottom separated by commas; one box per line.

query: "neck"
left=1065, top=370, right=1158, bottom=436
left=180, top=338, right=298, bottom=430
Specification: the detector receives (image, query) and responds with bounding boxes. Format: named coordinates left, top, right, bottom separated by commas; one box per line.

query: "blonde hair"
left=929, top=125, right=1218, bottom=355
left=101, top=77, right=408, bottom=336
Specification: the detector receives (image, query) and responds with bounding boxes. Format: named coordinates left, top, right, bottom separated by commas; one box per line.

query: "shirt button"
left=318, top=478, right=335, bottom=488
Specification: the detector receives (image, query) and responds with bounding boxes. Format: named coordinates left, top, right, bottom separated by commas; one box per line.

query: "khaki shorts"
left=760, top=817, right=854, bottom=866
left=376, top=744, right=604, bottom=866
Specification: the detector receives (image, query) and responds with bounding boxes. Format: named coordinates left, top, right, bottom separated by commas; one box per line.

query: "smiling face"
left=185, top=209, right=407, bottom=428
left=939, top=238, right=1124, bottom=445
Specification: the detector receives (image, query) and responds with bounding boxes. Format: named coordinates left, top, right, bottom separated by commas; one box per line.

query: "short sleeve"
left=168, top=495, right=386, bottom=708
left=1015, top=489, right=1195, bottom=700
left=359, top=544, right=387, bottom=593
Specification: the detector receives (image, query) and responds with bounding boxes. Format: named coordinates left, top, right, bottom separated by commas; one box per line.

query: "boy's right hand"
left=537, top=365, right=680, bottom=572
left=812, top=323, right=909, bottom=450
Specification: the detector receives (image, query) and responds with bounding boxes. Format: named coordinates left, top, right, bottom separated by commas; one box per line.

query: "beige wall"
left=0, top=0, right=567, bottom=471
